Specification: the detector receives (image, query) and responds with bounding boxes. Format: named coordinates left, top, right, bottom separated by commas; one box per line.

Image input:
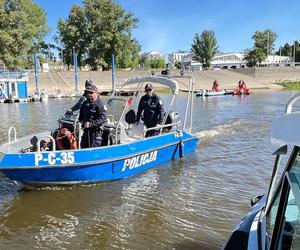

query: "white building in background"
left=0, top=60, right=5, bottom=71
left=168, top=51, right=189, bottom=67
left=212, top=53, right=291, bottom=68
left=168, top=51, right=291, bottom=70
left=261, top=55, right=290, bottom=66
left=211, top=53, right=246, bottom=69
left=42, top=63, right=50, bottom=72
left=142, top=51, right=164, bottom=61
left=181, top=53, right=202, bottom=71
left=168, top=51, right=202, bottom=70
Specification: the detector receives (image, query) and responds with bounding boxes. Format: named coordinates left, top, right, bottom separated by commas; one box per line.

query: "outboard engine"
left=58, top=113, right=81, bottom=133
left=164, top=111, right=179, bottom=132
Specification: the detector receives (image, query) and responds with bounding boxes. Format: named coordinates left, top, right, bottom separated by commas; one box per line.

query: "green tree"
left=245, top=29, right=277, bottom=67
left=275, top=41, right=300, bottom=63
left=244, top=48, right=266, bottom=67
left=139, top=53, right=149, bottom=68
left=57, top=5, right=89, bottom=69
left=0, top=0, right=48, bottom=69
left=276, top=43, right=292, bottom=57
left=174, top=60, right=182, bottom=69
left=253, top=29, right=277, bottom=55
left=57, top=0, right=140, bottom=70
left=295, top=41, right=300, bottom=62
left=149, top=58, right=165, bottom=69
left=191, top=30, right=218, bottom=69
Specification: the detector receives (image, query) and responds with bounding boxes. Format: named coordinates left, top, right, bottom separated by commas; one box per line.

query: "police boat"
left=0, top=76, right=199, bottom=186
left=223, top=92, right=300, bottom=250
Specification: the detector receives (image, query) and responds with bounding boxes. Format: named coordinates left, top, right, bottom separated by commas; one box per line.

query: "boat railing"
left=143, top=122, right=180, bottom=138
left=8, top=126, right=17, bottom=145
left=168, top=75, right=195, bottom=132
left=37, top=135, right=56, bottom=152
left=285, top=92, right=300, bottom=114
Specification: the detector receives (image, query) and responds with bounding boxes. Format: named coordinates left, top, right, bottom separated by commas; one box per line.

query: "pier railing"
left=0, top=70, right=27, bottom=79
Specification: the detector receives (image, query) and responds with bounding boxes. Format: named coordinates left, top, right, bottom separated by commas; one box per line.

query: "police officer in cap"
left=79, top=84, right=107, bottom=148
left=66, top=79, right=93, bottom=115
left=136, top=83, right=164, bottom=137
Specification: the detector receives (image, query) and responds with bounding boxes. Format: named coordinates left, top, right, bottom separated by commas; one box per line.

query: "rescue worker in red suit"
left=234, top=80, right=251, bottom=95
left=241, top=81, right=247, bottom=91
left=212, top=80, right=220, bottom=92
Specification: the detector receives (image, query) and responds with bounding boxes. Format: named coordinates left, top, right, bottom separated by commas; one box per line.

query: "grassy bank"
left=278, top=81, right=300, bottom=90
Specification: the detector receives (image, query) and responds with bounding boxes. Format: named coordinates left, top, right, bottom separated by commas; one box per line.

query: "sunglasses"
left=87, top=91, right=95, bottom=94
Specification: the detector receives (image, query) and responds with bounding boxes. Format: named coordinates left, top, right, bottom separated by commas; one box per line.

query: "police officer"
left=65, top=79, right=93, bottom=115
left=136, top=84, right=164, bottom=137
left=79, top=84, right=107, bottom=148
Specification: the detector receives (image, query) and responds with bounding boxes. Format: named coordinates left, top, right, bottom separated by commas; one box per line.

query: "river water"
left=0, top=90, right=296, bottom=249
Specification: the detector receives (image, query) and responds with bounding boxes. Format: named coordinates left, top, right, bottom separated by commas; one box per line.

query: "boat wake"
left=194, top=119, right=249, bottom=139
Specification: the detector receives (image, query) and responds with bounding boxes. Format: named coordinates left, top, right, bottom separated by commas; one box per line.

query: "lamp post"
left=294, top=40, right=296, bottom=66
left=267, top=31, right=270, bottom=67
left=61, top=48, right=64, bottom=70
left=47, top=44, right=51, bottom=64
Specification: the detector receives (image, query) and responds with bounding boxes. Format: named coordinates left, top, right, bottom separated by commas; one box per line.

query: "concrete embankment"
left=27, top=66, right=300, bottom=94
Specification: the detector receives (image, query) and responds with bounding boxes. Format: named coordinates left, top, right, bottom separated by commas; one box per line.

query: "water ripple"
left=0, top=91, right=294, bottom=249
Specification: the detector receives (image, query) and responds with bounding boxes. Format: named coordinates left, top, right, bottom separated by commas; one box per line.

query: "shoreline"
left=26, top=67, right=300, bottom=93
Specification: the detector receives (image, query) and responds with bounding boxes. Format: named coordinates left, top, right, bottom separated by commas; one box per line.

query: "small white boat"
left=48, top=90, right=62, bottom=98
left=196, top=89, right=226, bottom=97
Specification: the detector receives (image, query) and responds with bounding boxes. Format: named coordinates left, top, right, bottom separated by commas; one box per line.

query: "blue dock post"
left=34, top=54, right=39, bottom=94
left=112, top=53, right=115, bottom=91
left=73, top=47, right=78, bottom=95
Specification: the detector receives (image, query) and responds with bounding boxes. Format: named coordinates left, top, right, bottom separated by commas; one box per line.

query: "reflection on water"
left=0, top=91, right=295, bottom=249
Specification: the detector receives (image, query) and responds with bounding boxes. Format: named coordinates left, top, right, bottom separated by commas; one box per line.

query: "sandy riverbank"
left=27, top=67, right=300, bottom=94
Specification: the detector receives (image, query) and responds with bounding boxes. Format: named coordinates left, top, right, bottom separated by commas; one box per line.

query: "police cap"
left=145, top=84, right=154, bottom=91
left=85, top=79, right=93, bottom=87
left=85, top=84, right=98, bottom=93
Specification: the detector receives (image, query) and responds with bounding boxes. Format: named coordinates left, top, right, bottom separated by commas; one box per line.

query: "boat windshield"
left=106, top=97, right=129, bottom=124
left=266, top=148, right=300, bottom=249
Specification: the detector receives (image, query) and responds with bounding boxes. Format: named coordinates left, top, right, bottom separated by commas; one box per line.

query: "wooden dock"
left=0, top=98, right=35, bottom=103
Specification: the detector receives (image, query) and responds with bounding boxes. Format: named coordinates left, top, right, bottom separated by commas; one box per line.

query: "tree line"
left=0, top=0, right=141, bottom=70
left=0, top=0, right=299, bottom=70
left=191, top=29, right=300, bottom=69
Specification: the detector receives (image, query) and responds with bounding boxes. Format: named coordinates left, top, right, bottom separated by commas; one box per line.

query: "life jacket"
left=56, top=128, right=77, bottom=150
left=212, top=81, right=220, bottom=92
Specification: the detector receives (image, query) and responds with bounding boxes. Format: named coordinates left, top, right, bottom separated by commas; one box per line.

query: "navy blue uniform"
left=71, top=92, right=88, bottom=112
left=79, top=97, right=107, bottom=148
left=136, top=94, right=164, bottom=137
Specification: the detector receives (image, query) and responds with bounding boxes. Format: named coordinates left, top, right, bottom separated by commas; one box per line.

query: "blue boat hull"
left=0, top=131, right=199, bottom=186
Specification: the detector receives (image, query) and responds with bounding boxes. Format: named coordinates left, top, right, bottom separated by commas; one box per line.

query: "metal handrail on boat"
left=37, top=135, right=56, bottom=152
left=285, top=92, right=300, bottom=114
left=169, top=75, right=195, bottom=132
left=143, top=122, right=180, bottom=138
left=8, top=126, right=17, bottom=144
